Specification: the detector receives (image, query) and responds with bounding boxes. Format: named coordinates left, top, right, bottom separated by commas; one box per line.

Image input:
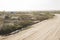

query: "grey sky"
left=0, top=0, right=60, bottom=11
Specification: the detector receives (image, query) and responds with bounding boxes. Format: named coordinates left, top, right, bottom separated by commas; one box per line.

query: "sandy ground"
left=0, top=14, right=60, bottom=40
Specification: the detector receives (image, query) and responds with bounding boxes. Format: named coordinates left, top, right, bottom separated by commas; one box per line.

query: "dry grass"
left=0, top=12, right=55, bottom=35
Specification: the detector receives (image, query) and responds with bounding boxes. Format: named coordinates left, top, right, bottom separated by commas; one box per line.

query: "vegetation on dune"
left=0, top=14, right=34, bottom=35
left=0, top=12, right=55, bottom=35
left=33, top=12, right=54, bottom=21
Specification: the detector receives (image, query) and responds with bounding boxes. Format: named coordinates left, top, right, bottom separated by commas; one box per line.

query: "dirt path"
left=1, top=14, right=60, bottom=40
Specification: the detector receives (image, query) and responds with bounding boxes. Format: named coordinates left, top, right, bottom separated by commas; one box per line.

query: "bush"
left=0, top=12, right=55, bottom=35
left=0, top=25, right=17, bottom=35
left=0, top=15, right=34, bottom=35
left=20, top=20, right=34, bottom=27
left=33, top=12, right=54, bottom=21
left=0, top=21, right=33, bottom=35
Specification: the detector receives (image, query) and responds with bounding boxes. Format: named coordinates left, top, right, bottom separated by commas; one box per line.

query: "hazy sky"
left=0, top=0, right=60, bottom=11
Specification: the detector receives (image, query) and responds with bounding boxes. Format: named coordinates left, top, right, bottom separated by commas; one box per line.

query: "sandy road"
left=1, top=14, right=60, bottom=40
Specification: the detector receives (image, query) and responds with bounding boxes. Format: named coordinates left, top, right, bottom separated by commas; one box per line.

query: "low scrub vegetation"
left=0, top=11, right=55, bottom=35
left=33, top=12, right=54, bottom=21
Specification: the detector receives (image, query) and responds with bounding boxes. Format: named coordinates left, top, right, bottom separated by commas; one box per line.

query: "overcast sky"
left=0, top=0, right=60, bottom=11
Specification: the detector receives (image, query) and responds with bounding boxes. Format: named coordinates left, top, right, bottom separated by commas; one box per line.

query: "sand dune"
left=1, top=14, right=60, bottom=40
